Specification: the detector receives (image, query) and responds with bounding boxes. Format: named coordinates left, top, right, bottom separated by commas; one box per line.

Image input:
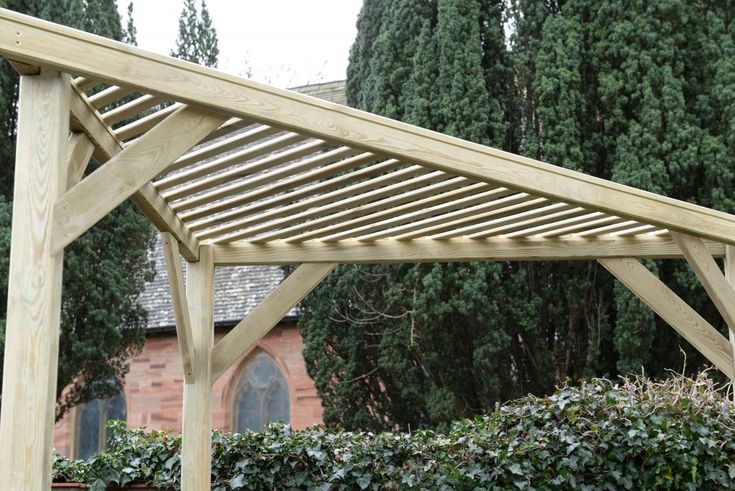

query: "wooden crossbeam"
left=210, top=263, right=335, bottom=381
left=599, top=257, right=733, bottom=379
left=102, top=93, right=165, bottom=125
left=62, top=86, right=221, bottom=259
left=65, top=131, right=95, bottom=189
left=212, top=236, right=726, bottom=265
left=52, top=104, right=226, bottom=253
left=161, top=232, right=195, bottom=383
left=3, top=10, right=734, bottom=244
left=672, top=232, right=735, bottom=337
left=115, top=102, right=181, bottom=141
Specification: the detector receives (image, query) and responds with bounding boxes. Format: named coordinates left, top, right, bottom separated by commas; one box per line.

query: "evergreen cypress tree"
left=171, top=0, right=218, bottom=68
left=301, top=0, right=735, bottom=431
left=0, top=0, right=154, bottom=420
left=122, top=1, right=137, bottom=46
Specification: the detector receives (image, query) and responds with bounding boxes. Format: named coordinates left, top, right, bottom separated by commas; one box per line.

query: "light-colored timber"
left=181, top=245, right=214, bottom=491
left=65, top=131, right=95, bottom=189
left=3, top=10, right=735, bottom=489
left=68, top=85, right=201, bottom=260
left=673, top=232, right=735, bottom=338
left=52, top=105, right=226, bottom=252
left=161, top=232, right=195, bottom=383
left=210, top=263, right=335, bottom=381
left=0, top=69, right=70, bottom=489
left=2, top=10, right=735, bottom=244
left=212, top=237, right=726, bottom=265
left=726, top=245, right=735, bottom=382
left=599, top=257, right=734, bottom=379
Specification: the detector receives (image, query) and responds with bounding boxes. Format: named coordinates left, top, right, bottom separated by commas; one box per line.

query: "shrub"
left=53, top=373, right=735, bottom=490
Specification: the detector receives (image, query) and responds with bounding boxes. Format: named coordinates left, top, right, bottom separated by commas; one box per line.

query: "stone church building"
left=52, top=81, right=347, bottom=459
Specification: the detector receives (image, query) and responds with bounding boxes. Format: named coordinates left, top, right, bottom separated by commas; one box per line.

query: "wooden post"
left=0, top=69, right=70, bottom=489
left=725, top=245, right=735, bottom=383
left=181, top=245, right=214, bottom=490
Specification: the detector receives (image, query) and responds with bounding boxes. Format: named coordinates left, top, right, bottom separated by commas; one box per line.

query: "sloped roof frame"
left=1, top=9, right=735, bottom=489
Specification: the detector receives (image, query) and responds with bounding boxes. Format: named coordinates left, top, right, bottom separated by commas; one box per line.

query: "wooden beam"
left=65, top=131, right=95, bottom=189
left=672, top=232, right=735, bottom=338
left=2, top=9, right=734, bottom=243
left=725, top=245, right=735, bottom=382
left=599, top=257, right=733, bottom=379
left=181, top=245, right=214, bottom=490
left=161, top=232, right=195, bottom=383
left=0, top=69, right=70, bottom=489
left=210, top=263, right=335, bottom=381
left=53, top=104, right=225, bottom=252
left=212, top=236, right=726, bottom=265
left=65, top=86, right=218, bottom=260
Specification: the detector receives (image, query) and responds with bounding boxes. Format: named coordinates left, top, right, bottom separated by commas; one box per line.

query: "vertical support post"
left=0, top=69, right=70, bottom=489
left=725, top=245, right=735, bottom=383
left=181, top=245, right=214, bottom=490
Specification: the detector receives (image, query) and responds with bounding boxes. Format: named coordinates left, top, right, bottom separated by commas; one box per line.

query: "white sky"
left=117, top=0, right=362, bottom=88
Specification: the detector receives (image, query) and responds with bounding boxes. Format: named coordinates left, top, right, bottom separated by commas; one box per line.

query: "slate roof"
left=138, top=80, right=346, bottom=330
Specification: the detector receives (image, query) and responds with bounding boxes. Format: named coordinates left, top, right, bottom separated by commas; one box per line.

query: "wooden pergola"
left=1, top=9, right=735, bottom=489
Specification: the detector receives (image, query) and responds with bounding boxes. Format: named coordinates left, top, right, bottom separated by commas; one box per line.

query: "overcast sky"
left=117, top=0, right=362, bottom=88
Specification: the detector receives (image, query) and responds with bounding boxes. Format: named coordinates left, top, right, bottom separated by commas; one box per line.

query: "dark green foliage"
left=170, top=0, right=219, bottom=68
left=52, top=374, right=735, bottom=490
left=302, top=0, right=735, bottom=431
left=0, top=0, right=154, bottom=420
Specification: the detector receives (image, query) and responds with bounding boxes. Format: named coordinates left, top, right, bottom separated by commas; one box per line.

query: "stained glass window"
left=75, top=392, right=126, bottom=459
left=233, top=352, right=290, bottom=433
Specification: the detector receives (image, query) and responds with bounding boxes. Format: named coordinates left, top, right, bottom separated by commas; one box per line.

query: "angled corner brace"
left=598, top=257, right=733, bottom=379
left=161, top=232, right=195, bottom=383
left=51, top=102, right=226, bottom=253
left=65, top=131, right=95, bottom=189
left=210, top=262, right=336, bottom=382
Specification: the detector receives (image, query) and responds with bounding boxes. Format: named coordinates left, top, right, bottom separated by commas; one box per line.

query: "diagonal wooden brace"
left=671, top=232, right=735, bottom=338
left=210, top=262, right=336, bottom=381
left=51, top=104, right=226, bottom=253
left=599, top=257, right=733, bottom=379
left=65, top=131, right=95, bottom=189
left=161, top=232, right=195, bottom=383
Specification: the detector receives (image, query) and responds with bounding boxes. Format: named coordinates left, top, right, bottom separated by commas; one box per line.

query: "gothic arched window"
left=233, top=352, right=290, bottom=433
left=75, top=392, right=126, bottom=459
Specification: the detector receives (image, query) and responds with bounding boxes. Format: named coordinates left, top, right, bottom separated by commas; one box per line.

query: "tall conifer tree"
left=0, top=0, right=154, bottom=420
left=301, top=0, right=735, bottom=431
left=171, top=0, right=219, bottom=68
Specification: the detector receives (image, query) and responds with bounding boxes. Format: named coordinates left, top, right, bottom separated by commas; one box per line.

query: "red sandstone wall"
left=53, top=323, right=323, bottom=457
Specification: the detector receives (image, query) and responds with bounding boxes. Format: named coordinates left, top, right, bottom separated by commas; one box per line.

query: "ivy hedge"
left=53, top=373, right=735, bottom=490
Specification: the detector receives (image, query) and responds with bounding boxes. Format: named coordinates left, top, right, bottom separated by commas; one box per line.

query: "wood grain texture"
left=726, top=245, right=735, bottom=382
left=0, top=69, right=70, bottom=490
left=210, top=263, right=335, bottom=381
left=1, top=9, right=734, bottom=243
left=65, top=131, right=95, bottom=189
left=212, top=237, right=725, bottom=265
left=672, top=232, right=735, bottom=338
left=599, top=257, right=733, bottom=379
left=181, top=245, right=214, bottom=491
left=161, top=232, right=195, bottom=383
left=67, top=86, right=205, bottom=260
left=52, top=104, right=225, bottom=252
